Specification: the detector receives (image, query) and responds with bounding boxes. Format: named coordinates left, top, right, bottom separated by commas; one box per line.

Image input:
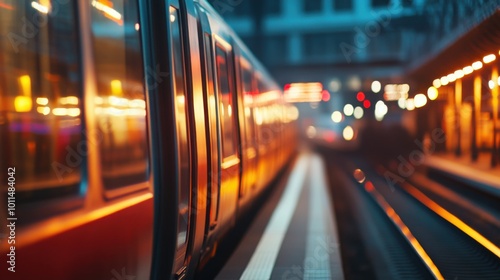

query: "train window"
left=215, top=44, right=237, bottom=158
left=169, top=6, right=191, bottom=250
left=204, top=34, right=220, bottom=227
left=240, top=60, right=256, bottom=147
left=90, top=0, right=149, bottom=191
left=0, top=1, right=82, bottom=203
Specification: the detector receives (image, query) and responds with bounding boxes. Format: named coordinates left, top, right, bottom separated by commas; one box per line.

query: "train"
left=0, top=0, right=297, bottom=279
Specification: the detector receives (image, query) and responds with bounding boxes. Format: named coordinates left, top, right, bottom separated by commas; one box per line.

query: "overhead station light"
left=447, top=73, right=457, bottom=83
left=284, top=82, right=324, bottom=103
left=433, top=79, right=441, bottom=89
left=483, top=54, right=496, bottom=64
left=454, top=70, right=464, bottom=79
left=440, top=76, right=449, bottom=86
left=463, top=66, right=473, bottom=75
left=427, top=87, right=438, bottom=101
left=414, top=93, right=427, bottom=108
left=472, top=61, right=483, bottom=70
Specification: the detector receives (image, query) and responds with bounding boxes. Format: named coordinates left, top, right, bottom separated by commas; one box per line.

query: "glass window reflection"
left=90, top=0, right=149, bottom=190
left=0, top=0, right=82, bottom=202
left=216, top=45, right=237, bottom=158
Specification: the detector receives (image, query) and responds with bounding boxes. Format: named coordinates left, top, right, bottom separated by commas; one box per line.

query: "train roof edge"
left=195, top=0, right=282, bottom=92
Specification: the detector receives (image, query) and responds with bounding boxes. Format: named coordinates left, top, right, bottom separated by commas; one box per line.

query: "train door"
left=200, top=32, right=221, bottom=232
left=212, top=36, right=240, bottom=230
left=168, top=2, right=193, bottom=277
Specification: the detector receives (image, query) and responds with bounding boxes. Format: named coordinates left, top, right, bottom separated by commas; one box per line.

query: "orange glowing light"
left=364, top=182, right=444, bottom=280
left=91, top=0, right=123, bottom=25
left=403, top=183, right=500, bottom=259
left=0, top=2, right=14, bottom=10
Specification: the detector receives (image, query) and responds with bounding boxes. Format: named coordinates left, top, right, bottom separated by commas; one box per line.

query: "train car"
left=0, top=0, right=296, bottom=279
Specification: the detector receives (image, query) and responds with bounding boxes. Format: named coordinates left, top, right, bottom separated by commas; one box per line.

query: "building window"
left=368, top=31, right=401, bottom=58
left=402, top=0, right=413, bottom=7
left=304, top=0, right=323, bottom=13
left=371, top=0, right=390, bottom=8
left=264, top=35, right=288, bottom=65
left=303, top=31, right=352, bottom=61
left=265, top=1, right=281, bottom=15
left=333, top=0, right=353, bottom=11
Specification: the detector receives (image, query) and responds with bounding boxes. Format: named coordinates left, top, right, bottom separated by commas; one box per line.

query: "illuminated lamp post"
left=492, top=66, right=499, bottom=167
left=455, top=77, right=462, bottom=157
left=472, top=73, right=481, bottom=161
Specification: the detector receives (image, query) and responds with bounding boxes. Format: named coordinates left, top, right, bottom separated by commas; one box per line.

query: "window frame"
left=0, top=0, right=87, bottom=222
left=87, top=0, right=152, bottom=200
left=213, top=35, right=239, bottom=162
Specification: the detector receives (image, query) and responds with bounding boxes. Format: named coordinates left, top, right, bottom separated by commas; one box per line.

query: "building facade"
left=215, top=0, right=428, bottom=90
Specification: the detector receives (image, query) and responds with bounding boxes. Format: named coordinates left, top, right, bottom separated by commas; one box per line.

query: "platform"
left=424, top=152, right=500, bottom=198
left=216, top=152, right=344, bottom=280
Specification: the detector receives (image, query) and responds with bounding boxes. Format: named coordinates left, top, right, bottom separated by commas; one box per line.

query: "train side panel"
left=0, top=1, right=154, bottom=279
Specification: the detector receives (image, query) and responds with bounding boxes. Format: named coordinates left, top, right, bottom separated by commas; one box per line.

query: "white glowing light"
left=472, top=61, right=483, bottom=70
left=454, top=70, right=464, bottom=79
left=92, top=0, right=122, bottom=22
left=447, top=73, right=457, bottom=83
left=414, top=93, right=427, bottom=108
left=331, top=111, right=343, bottom=123
left=374, top=100, right=388, bottom=121
left=463, top=66, right=473, bottom=75
left=433, top=79, right=441, bottom=89
left=31, top=1, right=49, bottom=14
left=398, top=98, right=406, bottom=109
left=483, top=54, right=496, bottom=64
left=371, top=81, right=382, bottom=93
left=427, top=87, right=438, bottom=101
left=343, top=126, right=354, bottom=141
left=353, top=107, right=364, bottom=119
left=406, top=99, right=415, bottom=111
left=440, top=76, right=449, bottom=86
left=343, top=104, right=354, bottom=116
left=36, top=97, right=49, bottom=105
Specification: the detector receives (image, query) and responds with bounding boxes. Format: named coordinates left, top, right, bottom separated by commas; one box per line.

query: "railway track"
left=325, top=153, right=500, bottom=279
